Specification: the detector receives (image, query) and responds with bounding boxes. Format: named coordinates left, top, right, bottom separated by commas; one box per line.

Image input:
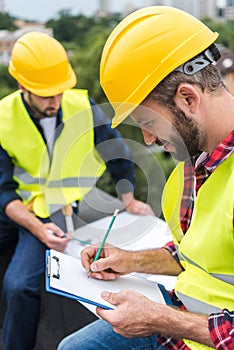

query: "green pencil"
left=89, top=208, right=119, bottom=274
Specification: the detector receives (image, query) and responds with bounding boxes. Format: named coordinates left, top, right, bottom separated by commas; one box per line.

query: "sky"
left=4, top=0, right=147, bottom=22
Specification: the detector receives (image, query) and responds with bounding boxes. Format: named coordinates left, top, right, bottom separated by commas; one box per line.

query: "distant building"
left=121, top=0, right=218, bottom=19
left=97, top=0, right=111, bottom=16
left=100, top=0, right=110, bottom=12
left=0, top=23, right=53, bottom=65
left=222, top=0, right=234, bottom=19
left=121, top=0, right=234, bottom=21
left=0, top=0, right=5, bottom=13
left=146, top=0, right=217, bottom=18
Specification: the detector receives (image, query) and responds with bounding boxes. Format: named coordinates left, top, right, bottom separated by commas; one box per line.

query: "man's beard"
left=168, top=106, right=200, bottom=161
left=28, top=93, right=57, bottom=119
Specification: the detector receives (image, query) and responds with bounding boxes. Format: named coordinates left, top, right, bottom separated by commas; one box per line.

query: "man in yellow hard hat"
left=58, top=6, right=234, bottom=350
left=0, top=31, right=154, bottom=350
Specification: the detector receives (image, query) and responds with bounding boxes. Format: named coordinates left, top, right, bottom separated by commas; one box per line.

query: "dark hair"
left=144, top=64, right=226, bottom=110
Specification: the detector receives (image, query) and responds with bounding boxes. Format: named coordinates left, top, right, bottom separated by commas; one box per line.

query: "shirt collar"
left=195, top=130, right=234, bottom=173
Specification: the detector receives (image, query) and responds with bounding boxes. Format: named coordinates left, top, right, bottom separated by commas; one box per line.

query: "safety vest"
left=162, top=153, right=234, bottom=350
left=0, top=89, right=106, bottom=217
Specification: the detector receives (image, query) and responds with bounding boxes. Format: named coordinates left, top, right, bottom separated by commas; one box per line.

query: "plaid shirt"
left=160, top=130, right=234, bottom=349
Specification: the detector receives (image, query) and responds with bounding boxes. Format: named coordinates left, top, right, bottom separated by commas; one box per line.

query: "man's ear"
left=18, top=83, right=27, bottom=93
left=174, top=83, right=200, bottom=114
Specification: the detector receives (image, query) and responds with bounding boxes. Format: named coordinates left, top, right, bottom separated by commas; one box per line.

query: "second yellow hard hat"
left=9, top=31, right=77, bottom=97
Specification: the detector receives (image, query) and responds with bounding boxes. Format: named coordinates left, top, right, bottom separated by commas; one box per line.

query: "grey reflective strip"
left=178, top=252, right=184, bottom=261
left=175, top=245, right=184, bottom=261
left=180, top=252, right=234, bottom=285
left=48, top=177, right=97, bottom=188
left=212, top=273, right=234, bottom=285
left=14, top=167, right=46, bottom=185
left=177, top=292, right=222, bottom=315
left=18, top=190, right=32, bottom=201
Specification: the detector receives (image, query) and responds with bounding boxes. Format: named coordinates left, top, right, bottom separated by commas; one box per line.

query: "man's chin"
left=43, top=111, right=58, bottom=118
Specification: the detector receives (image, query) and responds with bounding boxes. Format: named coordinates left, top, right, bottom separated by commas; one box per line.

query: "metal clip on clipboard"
left=47, top=254, right=60, bottom=279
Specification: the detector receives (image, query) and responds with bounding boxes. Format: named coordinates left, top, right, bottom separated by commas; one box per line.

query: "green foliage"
left=46, top=12, right=122, bottom=103
left=70, top=27, right=111, bottom=103
left=203, top=17, right=234, bottom=51
left=96, top=119, right=176, bottom=216
left=47, top=11, right=95, bottom=43
left=97, top=149, right=176, bottom=217
left=47, top=12, right=121, bottom=46
left=0, top=12, right=17, bottom=30
left=0, top=64, right=17, bottom=99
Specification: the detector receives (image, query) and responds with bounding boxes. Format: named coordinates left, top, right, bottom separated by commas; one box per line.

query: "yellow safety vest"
left=162, top=153, right=234, bottom=350
left=0, top=89, right=106, bottom=217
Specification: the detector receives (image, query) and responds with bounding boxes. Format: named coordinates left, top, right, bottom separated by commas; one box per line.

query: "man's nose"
left=49, top=94, right=62, bottom=107
left=141, top=128, right=156, bottom=145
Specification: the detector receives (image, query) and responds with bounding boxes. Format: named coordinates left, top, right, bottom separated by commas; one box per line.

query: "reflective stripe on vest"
left=0, top=89, right=106, bottom=217
left=180, top=251, right=234, bottom=286
left=162, top=154, right=234, bottom=350
left=14, top=166, right=46, bottom=185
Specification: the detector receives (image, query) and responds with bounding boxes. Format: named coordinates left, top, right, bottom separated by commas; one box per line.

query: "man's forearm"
left=5, top=199, right=70, bottom=252
left=130, top=247, right=182, bottom=276
left=151, top=304, right=214, bottom=348
left=5, top=199, right=45, bottom=238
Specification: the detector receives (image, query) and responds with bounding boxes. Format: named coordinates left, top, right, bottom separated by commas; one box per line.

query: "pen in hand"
left=89, top=208, right=119, bottom=276
left=47, top=229, right=91, bottom=245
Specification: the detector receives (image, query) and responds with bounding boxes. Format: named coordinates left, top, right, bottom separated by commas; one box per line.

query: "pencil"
left=89, top=208, right=119, bottom=274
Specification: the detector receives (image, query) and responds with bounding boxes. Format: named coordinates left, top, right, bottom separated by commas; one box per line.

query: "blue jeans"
left=0, top=211, right=48, bottom=350
left=57, top=319, right=167, bottom=350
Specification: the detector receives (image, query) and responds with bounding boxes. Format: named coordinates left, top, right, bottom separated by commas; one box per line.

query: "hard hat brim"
left=9, top=63, right=77, bottom=97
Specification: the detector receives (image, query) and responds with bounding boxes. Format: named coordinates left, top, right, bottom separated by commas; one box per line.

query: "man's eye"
left=145, top=121, right=152, bottom=127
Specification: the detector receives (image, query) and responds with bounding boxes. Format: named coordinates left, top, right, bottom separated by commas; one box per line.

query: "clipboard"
left=46, top=249, right=172, bottom=310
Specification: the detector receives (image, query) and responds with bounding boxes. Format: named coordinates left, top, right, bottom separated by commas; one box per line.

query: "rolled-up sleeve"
left=209, top=309, right=234, bottom=349
left=163, top=240, right=181, bottom=263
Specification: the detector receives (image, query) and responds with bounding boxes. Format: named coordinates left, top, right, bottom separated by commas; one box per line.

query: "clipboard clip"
left=47, top=255, right=60, bottom=279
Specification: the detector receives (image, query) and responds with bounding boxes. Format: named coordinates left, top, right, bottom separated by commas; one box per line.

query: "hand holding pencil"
left=80, top=209, right=134, bottom=280
left=88, top=209, right=119, bottom=276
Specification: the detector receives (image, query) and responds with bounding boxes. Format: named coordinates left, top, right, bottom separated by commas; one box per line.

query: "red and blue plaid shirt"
left=160, top=130, right=234, bottom=349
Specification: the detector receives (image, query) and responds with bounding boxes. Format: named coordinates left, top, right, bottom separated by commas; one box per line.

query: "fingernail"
left=91, top=263, right=97, bottom=271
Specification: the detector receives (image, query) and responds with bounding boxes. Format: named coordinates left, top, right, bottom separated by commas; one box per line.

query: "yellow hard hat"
left=100, top=6, right=219, bottom=127
left=9, top=31, right=77, bottom=96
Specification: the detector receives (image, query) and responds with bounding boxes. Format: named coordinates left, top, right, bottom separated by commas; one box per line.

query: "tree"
left=203, top=17, right=234, bottom=52
left=70, top=27, right=111, bottom=103
left=0, top=64, right=17, bottom=99
left=0, top=12, right=17, bottom=31
left=47, top=11, right=93, bottom=43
